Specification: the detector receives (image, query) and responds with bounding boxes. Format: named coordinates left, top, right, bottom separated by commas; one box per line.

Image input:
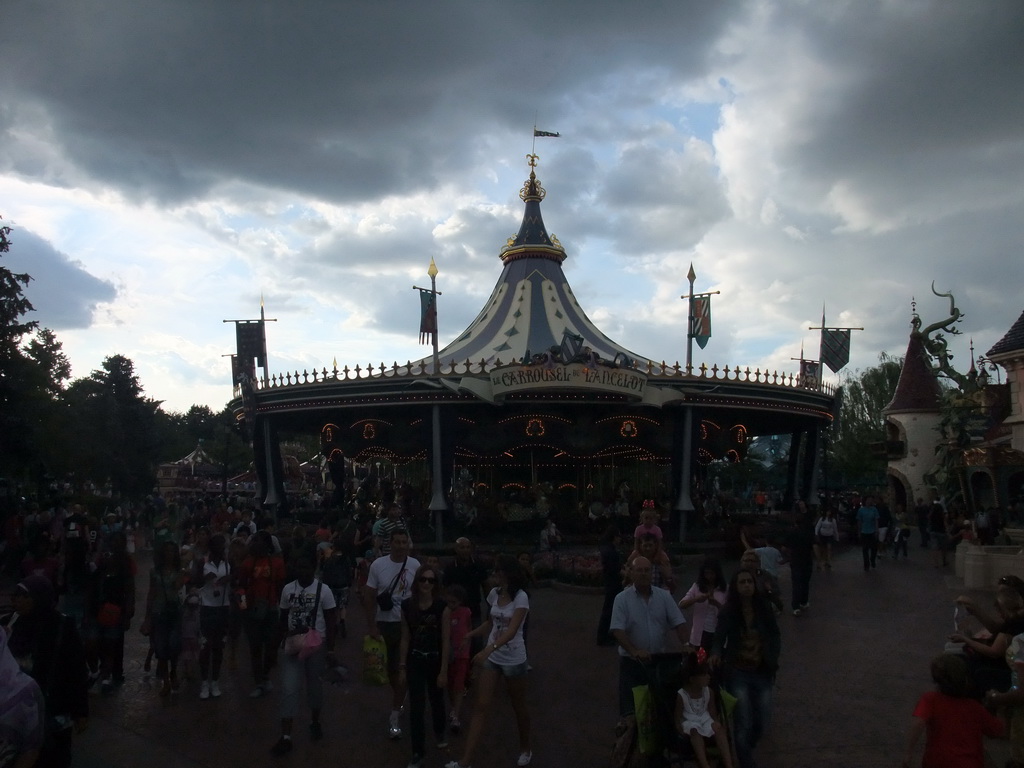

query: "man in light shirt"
left=610, top=557, right=688, bottom=717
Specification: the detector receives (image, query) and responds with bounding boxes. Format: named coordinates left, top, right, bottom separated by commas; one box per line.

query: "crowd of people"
left=4, top=486, right=1020, bottom=768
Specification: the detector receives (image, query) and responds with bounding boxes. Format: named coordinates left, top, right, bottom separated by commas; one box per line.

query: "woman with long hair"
left=446, top=554, right=532, bottom=768
left=710, top=568, right=781, bottom=768
left=678, top=557, right=727, bottom=650
left=141, top=539, right=186, bottom=696
left=399, top=563, right=451, bottom=768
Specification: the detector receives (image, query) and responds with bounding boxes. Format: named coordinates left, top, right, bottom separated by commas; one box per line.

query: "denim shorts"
left=482, top=658, right=529, bottom=677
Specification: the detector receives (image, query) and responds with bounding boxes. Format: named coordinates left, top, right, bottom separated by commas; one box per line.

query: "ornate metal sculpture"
left=919, top=282, right=970, bottom=389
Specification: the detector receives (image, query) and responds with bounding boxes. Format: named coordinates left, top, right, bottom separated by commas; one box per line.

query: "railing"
left=235, top=358, right=837, bottom=398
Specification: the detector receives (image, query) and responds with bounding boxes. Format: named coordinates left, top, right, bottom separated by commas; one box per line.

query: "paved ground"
left=52, top=543, right=1009, bottom=767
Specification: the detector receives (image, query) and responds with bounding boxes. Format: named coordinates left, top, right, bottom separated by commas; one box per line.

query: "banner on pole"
left=418, top=288, right=437, bottom=345
left=690, top=296, right=712, bottom=349
left=820, top=328, right=851, bottom=373
left=235, top=321, right=266, bottom=368
left=800, top=359, right=821, bottom=390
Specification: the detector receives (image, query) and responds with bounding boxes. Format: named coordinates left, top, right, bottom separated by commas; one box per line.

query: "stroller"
left=613, top=652, right=736, bottom=768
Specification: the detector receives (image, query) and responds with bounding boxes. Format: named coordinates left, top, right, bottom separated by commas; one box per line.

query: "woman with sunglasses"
left=400, top=564, right=452, bottom=768
left=446, top=554, right=532, bottom=768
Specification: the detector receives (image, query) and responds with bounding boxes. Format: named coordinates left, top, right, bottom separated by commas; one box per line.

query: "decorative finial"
left=427, top=257, right=438, bottom=279
left=519, top=155, right=546, bottom=201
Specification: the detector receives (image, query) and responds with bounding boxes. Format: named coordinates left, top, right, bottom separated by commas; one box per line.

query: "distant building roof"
left=987, top=309, right=1024, bottom=359
left=885, top=321, right=943, bottom=414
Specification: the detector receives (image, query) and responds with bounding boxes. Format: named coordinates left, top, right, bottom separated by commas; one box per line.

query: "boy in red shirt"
left=903, top=654, right=1003, bottom=768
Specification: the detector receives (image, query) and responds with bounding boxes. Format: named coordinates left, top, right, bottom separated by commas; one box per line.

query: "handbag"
left=375, top=558, right=407, bottom=612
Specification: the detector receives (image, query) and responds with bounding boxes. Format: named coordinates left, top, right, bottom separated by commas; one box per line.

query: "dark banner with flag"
left=533, top=129, right=560, bottom=137
left=690, top=296, right=712, bottom=349
left=236, top=321, right=267, bottom=368
left=800, top=359, right=821, bottom=390
left=820, top=328, right=851, bottom=373
left=418, top=288, right=437, bottom=345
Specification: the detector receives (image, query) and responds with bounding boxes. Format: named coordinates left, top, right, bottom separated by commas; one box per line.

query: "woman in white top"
left=446, top=554, right=532, bottom=768
left=198, top=533, right=231, bottom=700
left=813, top=509, right=839, bottom=571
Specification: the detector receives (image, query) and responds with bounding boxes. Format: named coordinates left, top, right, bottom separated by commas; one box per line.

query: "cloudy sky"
left=2, top=1, right=1022, bottom=413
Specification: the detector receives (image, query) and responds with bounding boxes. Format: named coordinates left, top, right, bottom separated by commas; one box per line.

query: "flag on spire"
left=533, top=129, right=560, bottom=137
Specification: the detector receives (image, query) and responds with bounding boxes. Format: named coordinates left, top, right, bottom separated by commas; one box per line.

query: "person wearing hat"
left=1, top=574, right=89, bottom=768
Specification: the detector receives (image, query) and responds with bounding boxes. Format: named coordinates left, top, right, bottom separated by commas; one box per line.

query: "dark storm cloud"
left=766, top=2, right=1024, bottom=225
left=3, top=226, right=117, bottom=329
left=0, top=0, right=734, bottom=205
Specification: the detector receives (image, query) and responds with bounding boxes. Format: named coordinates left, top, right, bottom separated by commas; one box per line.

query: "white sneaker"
left=210, top=681, right=222, bottom=698
left=199, top=681, right=210, bottom=700
left=517, top=751, right=533, bottom=766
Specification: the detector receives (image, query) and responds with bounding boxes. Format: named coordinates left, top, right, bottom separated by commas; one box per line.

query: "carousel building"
left=230, top=158, right=836, bottom=534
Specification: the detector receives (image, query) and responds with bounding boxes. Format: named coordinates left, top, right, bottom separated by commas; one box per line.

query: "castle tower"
left=884, top=314, right=944, bottom=509
left=987, top=309, right=1024, bottom=453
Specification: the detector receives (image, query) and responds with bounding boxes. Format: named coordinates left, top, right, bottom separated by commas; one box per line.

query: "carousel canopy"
left=415, top=157, right=653, bottom=371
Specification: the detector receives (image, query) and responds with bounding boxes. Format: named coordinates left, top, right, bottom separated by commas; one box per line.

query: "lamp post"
left=426, top=258, right=447, bottom=543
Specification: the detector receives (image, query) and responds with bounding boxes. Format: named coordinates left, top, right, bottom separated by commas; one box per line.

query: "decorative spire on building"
left=499, top=154, right=566, bottom=265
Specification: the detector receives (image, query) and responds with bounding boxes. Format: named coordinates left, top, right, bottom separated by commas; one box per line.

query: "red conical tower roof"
left=885, top=316, right=943, bottom=414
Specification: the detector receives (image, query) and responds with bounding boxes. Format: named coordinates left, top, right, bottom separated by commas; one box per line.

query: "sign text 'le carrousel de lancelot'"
left=489, top=363, right=647, bottom=399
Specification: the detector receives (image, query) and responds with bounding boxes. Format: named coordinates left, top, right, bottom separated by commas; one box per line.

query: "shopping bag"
left=362, top=634, right=388, bottom=686
left=632, top=684, right=659, bottom=756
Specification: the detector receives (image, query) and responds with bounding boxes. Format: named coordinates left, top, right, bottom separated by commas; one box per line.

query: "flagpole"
left=686, top=264, right=696, bottom=375
left=425, top=258, right=447, bottom=543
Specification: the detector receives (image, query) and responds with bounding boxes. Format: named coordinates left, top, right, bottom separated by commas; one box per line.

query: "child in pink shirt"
left=633, top=503, right=663, bottom=543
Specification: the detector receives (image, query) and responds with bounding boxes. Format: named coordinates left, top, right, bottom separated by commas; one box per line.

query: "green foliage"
left=0, top=214, right=248, bottom=498
left=827, top=352, right=903, bottom=488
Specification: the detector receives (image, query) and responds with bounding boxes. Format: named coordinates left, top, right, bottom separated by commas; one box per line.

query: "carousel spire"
left=499, top=154, right=565, bottom=265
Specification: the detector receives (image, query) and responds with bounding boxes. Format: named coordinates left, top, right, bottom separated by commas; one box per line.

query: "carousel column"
left=802, top=426, right=821, bottom=509
left=784, top=430, right=805, bottom=511
left=253, top=417, right=287, bottom=525
left=428, top=403, right=448, bottom=544
left=674, top=405, right=697, bottom=544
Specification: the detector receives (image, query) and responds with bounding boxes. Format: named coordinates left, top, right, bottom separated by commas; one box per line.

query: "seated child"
left=675, top=650, right=734, bottom=768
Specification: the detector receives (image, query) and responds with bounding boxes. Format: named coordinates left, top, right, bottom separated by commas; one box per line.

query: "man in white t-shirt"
left=363, top=528, right=420, bottom=739
left=270, top=554, right=338, bottom=756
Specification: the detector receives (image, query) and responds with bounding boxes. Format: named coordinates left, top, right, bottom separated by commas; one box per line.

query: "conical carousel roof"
left=426, top=159, right=653, bottom=371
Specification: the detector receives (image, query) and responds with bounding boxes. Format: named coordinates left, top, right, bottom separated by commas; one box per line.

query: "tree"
left=827, top=352, right=904, bottom=489
left=64, top=355, right=163, bottom=497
